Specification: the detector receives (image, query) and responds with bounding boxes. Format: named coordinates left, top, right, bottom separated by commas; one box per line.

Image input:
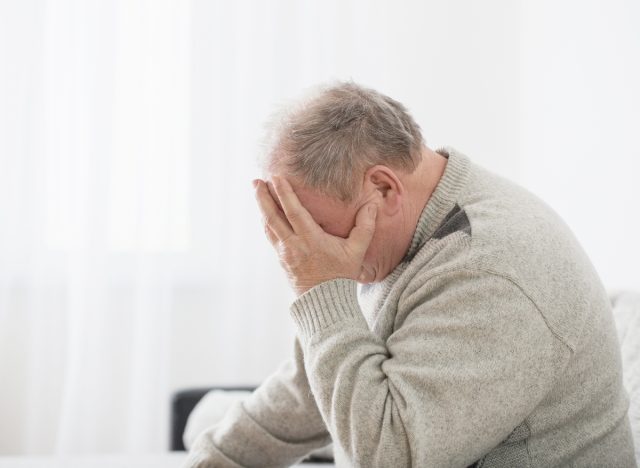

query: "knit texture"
left=183, top=147, right=636, bottom=467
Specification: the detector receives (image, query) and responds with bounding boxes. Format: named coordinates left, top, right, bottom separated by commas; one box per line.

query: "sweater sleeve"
left=289, top=270, right=571, bottom=467
left=181, top=337, right=332, bottom=468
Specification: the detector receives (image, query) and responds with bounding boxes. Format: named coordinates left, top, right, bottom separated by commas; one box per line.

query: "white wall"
left=519, top=0, right=640, bottom=291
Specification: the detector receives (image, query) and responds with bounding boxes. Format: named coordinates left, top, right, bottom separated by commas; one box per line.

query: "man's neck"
left=397, top=147, right=449, bottom=259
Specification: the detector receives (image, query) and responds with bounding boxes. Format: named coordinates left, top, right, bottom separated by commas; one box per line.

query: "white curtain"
left=1, top=0, right=638, bottom=456
left=1, top=0, right=192, bottom=454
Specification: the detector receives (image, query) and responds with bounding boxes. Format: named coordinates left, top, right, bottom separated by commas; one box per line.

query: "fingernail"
left=252, top=180, right=259, bottom=189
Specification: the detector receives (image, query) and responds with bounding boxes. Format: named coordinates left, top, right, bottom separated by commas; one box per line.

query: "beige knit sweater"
left=183, top=147, right=636, bottom=467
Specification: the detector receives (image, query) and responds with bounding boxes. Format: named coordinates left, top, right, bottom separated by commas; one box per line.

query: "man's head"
left=262, top=81, right=446, bottom=283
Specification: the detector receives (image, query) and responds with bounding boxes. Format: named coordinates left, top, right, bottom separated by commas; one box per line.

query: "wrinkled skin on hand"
left=253, top=176, right=377, bottom=296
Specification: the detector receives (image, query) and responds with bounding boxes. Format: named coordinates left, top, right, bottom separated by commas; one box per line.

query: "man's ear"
left=362, top=165, right=404, bottom=216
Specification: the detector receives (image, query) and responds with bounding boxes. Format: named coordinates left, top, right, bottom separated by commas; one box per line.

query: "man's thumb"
left=348, top=203, right=377, bottom=254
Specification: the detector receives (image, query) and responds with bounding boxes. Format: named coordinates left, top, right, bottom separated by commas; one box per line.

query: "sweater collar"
left=402, top=146, right=471, bottom=261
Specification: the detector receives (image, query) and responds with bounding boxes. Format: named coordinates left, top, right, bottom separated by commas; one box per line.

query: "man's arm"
left=182, top=337, right=331, bottom=468
left=290, top=270, right=570, bottom=467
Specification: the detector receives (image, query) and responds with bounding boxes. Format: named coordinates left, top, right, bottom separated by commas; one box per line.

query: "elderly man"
left=183, top=82, right=635, bottom=467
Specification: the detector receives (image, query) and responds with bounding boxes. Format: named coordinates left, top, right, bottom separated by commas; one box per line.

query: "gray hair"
left=262, top=81, right=425, bottom=201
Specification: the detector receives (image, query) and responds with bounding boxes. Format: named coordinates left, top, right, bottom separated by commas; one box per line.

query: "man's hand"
left=253, top=176, right=377, bottom=296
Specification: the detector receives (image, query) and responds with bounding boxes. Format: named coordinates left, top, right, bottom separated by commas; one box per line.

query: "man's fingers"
left=263, top=223, right=279, bottom=245
left=347, top=203, right=377, bottom=256
left=254, top=179, right=294, bottom=241
left=271, top=176, right=317, bottom=234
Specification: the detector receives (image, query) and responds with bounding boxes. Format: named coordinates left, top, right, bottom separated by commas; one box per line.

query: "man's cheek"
left=324, top=221, right=352, bottom=239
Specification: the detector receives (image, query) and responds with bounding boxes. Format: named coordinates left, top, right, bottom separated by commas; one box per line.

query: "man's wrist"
left=290, top=278, right=364, bottom=341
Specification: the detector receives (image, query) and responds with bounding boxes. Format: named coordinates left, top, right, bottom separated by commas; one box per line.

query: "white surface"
left=0, top=454, right=188, bottom=468
left=0, top=454, right=332, bottom=468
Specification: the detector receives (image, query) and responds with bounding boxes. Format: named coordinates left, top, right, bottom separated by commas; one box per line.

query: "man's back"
left=464, top=151, right=634, bottom=466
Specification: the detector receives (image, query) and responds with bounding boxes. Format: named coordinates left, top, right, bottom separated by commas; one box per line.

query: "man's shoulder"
left=398, top=193, right=600, bottom=356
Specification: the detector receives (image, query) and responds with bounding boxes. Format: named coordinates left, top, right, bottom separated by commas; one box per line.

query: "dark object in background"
left=170, top=386, right=256, bottom=451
